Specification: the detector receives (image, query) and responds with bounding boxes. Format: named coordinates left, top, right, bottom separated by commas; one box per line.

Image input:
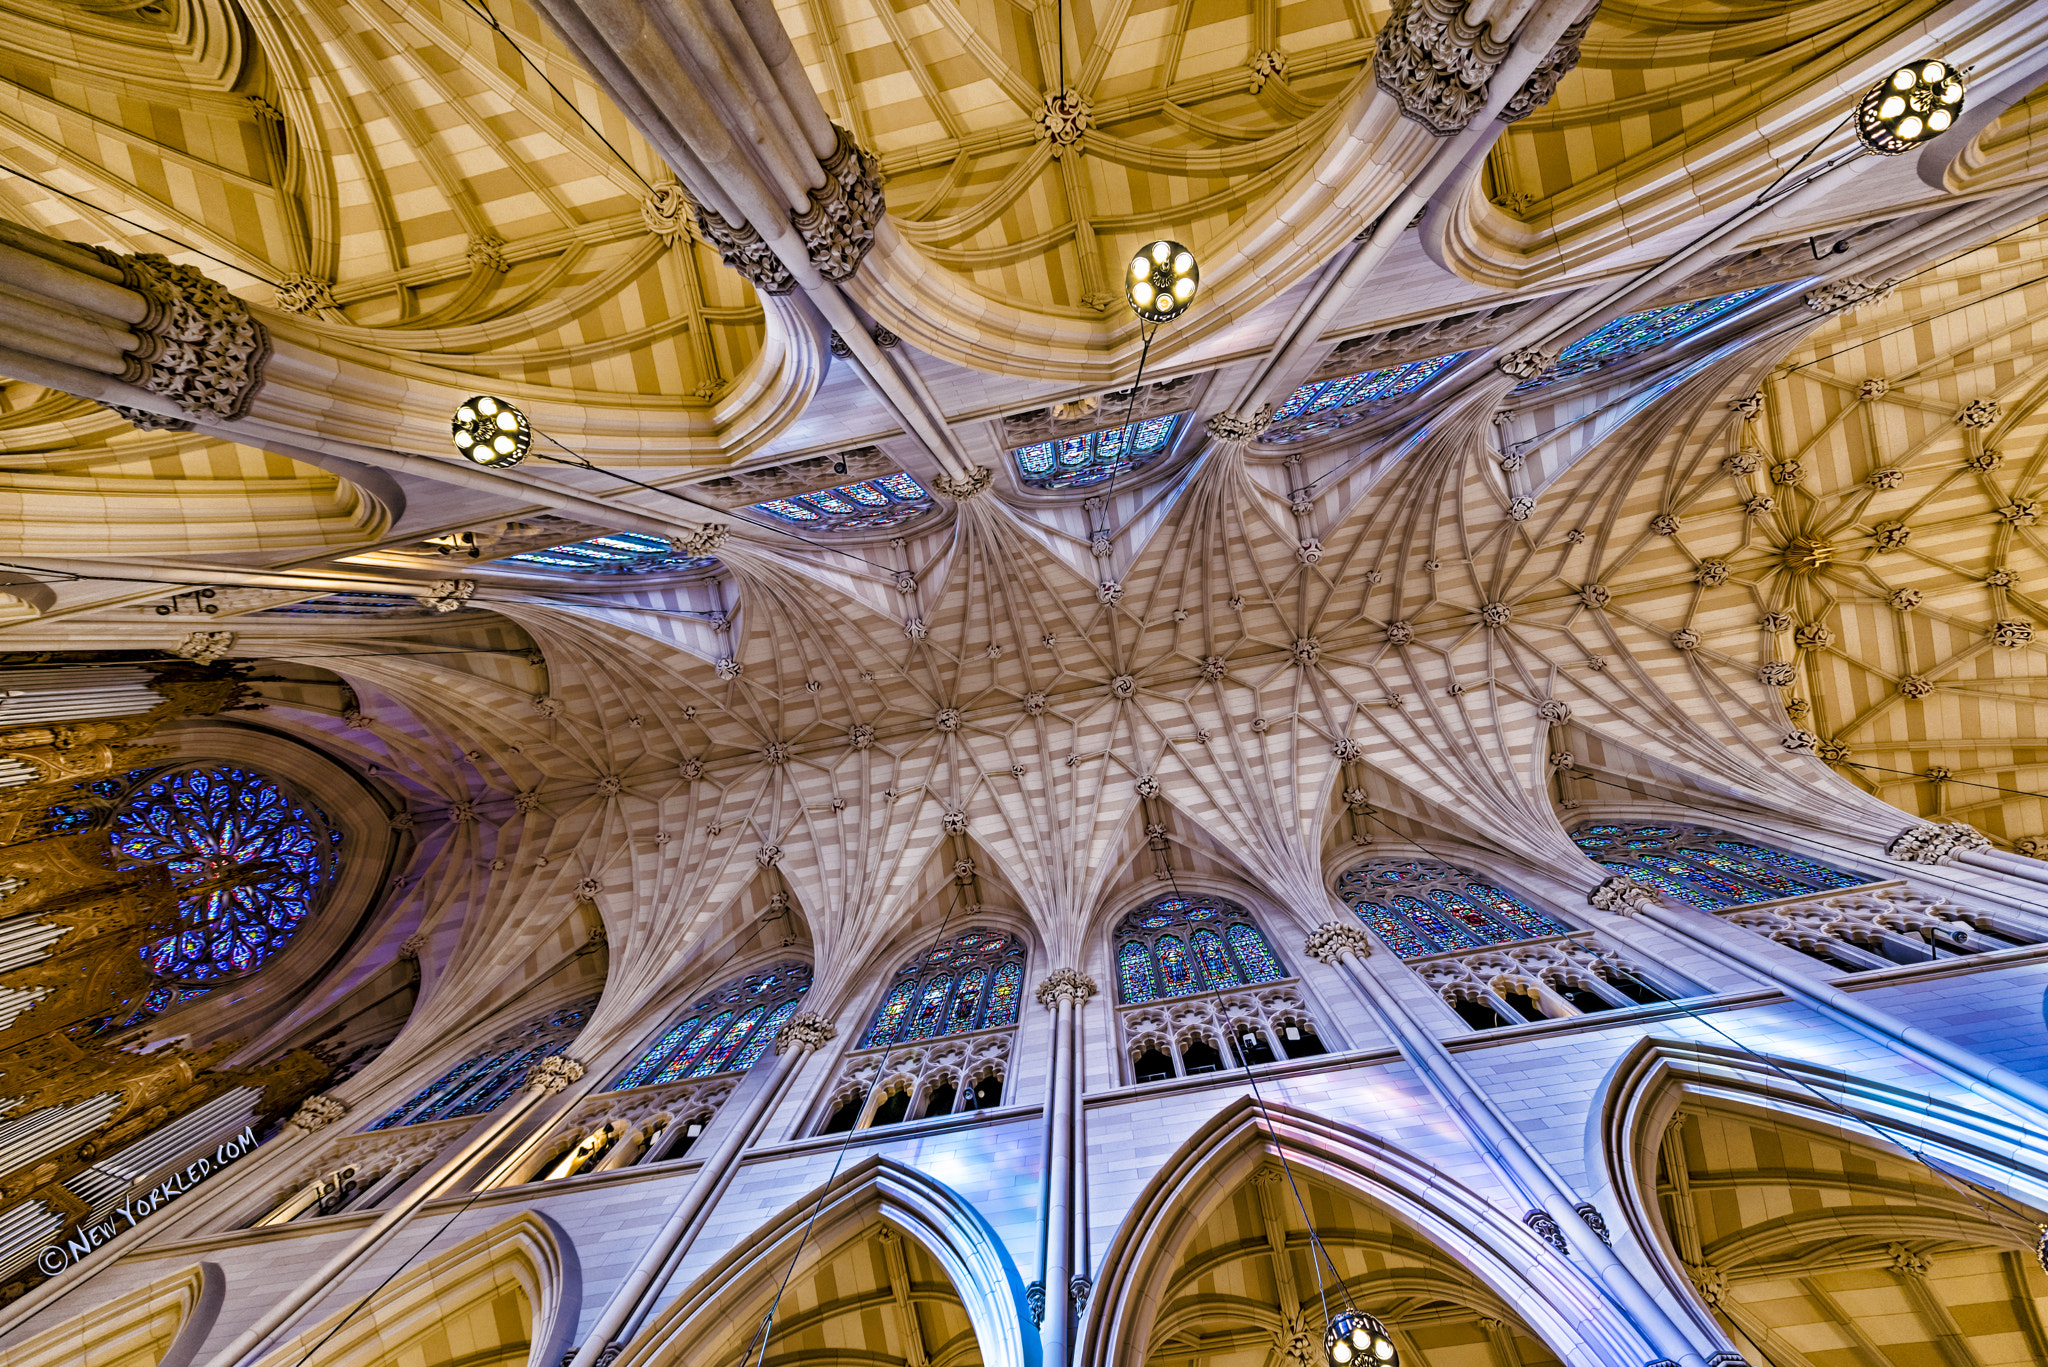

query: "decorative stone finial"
left=775, top=1010, right=837, bottom=1054
left=526, top=1055, right=587, bottom=1094
left=1304, top=921, right=1372, bottom=964
left=1034, top=967, right=1098, bottom=1007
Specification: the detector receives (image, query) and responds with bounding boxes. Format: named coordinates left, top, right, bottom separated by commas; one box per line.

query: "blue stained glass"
left=804, top=490, right=859, bottom=513
left=1118, top=939, right=1156, bottom=1003
left=1633, top=855, right=1750, bottom=906
left=1466, top=886, right=1571, bottom=939
left=504, top=532, right=718, bottom=576
left=1011, top=414, right=1185, bottom=490
left=692, top=1004, right=769, bottom=1076
left=1154, top=936, right=1193, bottom=992
left=1600, top=861, right=1716, bottom=908
left=877, top=473, right=929, bottom=500
left=730, top=998, right=801, bottom=1072
left=748, top=471, right=933, bottom=530
left=1227, top=924, right=1284, bottom=983
left=112, top=766, right=336, bottom=983
left=1348, top=903, right=1432, bottom=957
left=616, top=1015, right=700, bottom=1089
left=840, top=482, right=889, bottom=507
left=1394, top=894, right=1487, bottom=951
left=949, top=967, right=988, bottom=1031
left=1518, top=290, right=1769, bottom=391
left=1339, top=859, right=1576, bottom=959
left=1191, top=929, right=1239, bottom=989
left=984, top=963, right=1022, bottom=1025
left=1271, top=352, right=1467, bottom=425
left=904, top=975, right=953, bottom=1041
left=755, top=498, right=821, bottom=521
left=1713, top=842, right=1862, bottom=890
left=657, top=1010, right=735, bottom=1082
left=447, top=1047, right=548, bottom=1117
left=1683, top=847, right=1809, bottom=897
left=1573, top=821, right=1867, bottom=909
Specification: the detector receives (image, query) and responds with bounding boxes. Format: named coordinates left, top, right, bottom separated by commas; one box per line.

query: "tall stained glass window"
left=1011, top=414, right=1182, bottom=490
left=1515, top=288, right=1771, bottom=391
left=105, top=765, right=341, bottom=983
left=749, top=472, right=935, bottom=531
left=371, top=998, right=596, bottom=1129
left=1262, top=351, right=1468, bottom=444
left=1112, top=895, right=1288, bottom=1004
left=1336, top=859, right=1573, bottom=959
left=1570, top=822, right=1866, bottom=910
left=609, top=963, right=814, bottom=1089
left=857, top=928, right=1026, bottom=1049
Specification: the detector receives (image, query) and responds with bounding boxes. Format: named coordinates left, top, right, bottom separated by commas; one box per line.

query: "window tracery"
left=749, top=472, right=934, bottom=530
left=1571, top=821, right=1868, bottom=909
left=1112, top=894, right=1286, bottom=1003
left=368, top=997, right=596, bottom=1130
left=1513, top=287, right=1772, bottom=391
left=504, top=532, right=720, bottom=575
left=609, top=963, right=813, bottom=1089
left=858, top=930, right=1023, bottom=1049
left=104, top=765, right=340, bottom=983
left=1335, top=859, right=1573, bottom=959
left=1010, top=414, right=1181, bottom=489
left=1261, top=351, right=1468, bottom=444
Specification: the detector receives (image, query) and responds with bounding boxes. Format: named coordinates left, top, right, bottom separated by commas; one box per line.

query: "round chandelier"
left=452, top=395, right=531, bottom=468
left=1326, top=1309, right=1398, bottom=1367
left=1855, top=59, right=1964, bottom=155
left=1126, top=240, right=1199, bottom=324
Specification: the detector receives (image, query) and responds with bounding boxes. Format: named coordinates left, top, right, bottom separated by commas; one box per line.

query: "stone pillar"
left=1301, top=921, right=1718, bottom=1367
left=1031, top=968, right=1097, bottom=1367
left=564, top=1011, right=837, bottom=1367
left=200, top=1055, right=586, bottom=1367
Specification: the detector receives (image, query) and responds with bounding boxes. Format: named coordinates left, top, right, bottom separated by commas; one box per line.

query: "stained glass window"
left=108, top=765, right=339, bottom=983
left=1112, top=894, right=1289, bottom=1004
left=855, top=928, right=1026, bottom=1049
left=1011, top=414, right=1182, bottom=490
left=608, top=962, right=813, bottom=1090
left=371, top=997, right=597, bottom=1128
left=505, top=532, right=719, bottom=576
left=748, top=472, right=935, bottom=531
left=1264, top=352, right=1468, bottom=443
left=1516, top=288, right=1771, bottom=392
left=1336, top=859, right=1573, bottom=959
left=1572, top=822, right=1869, bottom=910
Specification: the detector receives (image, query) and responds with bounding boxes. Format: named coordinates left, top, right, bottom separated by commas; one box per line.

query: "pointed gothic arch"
left=1080, top=1096, right=1657, bottom=1367
left=617, top=1153, right=1029, bottom=1367
left=0, top=1260, right=221, bottom=1367
left=250, top=1210, right=578, bottom=1367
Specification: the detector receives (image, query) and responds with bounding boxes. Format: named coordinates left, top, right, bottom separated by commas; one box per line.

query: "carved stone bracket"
left=1304, top=921, right=1372, bottom=964
left=791, top=125, right=885, bottom=283
left=1374, top=0, right=1513, bottom=135
left=1497, top=10, right=1595, bottom=124
left=1589, top=874, right=1661, bottom=916
left=100, top=249, right=271, bottom=420
left=1034, top=967, right=1099, bottom=1008
left=526, top=1055, right=588, bottom=1094
left=273, top=273, right=338, bottom=316
left=1494, top=347, right=1558, bottom=380
left=643, top=179, right=691, bottom=246
left=1206, top=406, right=1273, bottom=444
left=775, top=1010, right=838, bottom=1054
left=1524, top=1208, right=1568, bottom=1254
left=288, top=1094, right=349, bottom=1132
left=933, top=466, right=994, bottom=499
left=1026, top=1279, right=1046, bottom=1326
left=693, top=204, right=798, bottom=295
left=1887, top=822, right=1992, bottom=865
left=1574, top=1201, right=1610, bottom=1243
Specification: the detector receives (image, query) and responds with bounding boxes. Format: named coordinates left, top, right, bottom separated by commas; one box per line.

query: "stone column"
left=1301, top=922, right=1720, bottom=1367
left=564, top=1011, right=837, bottom=1367
left=200, top=1055, right=587, bottom=1367
left=1031, top=968, right=1096, bottom=1367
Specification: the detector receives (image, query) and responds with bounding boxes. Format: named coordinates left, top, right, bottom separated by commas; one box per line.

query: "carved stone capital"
left=1034, top=967, right=1099, bottom=1008
left=1374, top=0, right=1512, bottom=135
left=1887, top=821, right=1992, bottom=865
left=1574, top=1201, right=1610, bottom=1244
left=1205, top=406, right=1273, bottom=444
left=1494, top=346, right=1558, bottom=380
left=1804, top=276, right=1897, bottom=316
left=1304, top=921, right=1371, bottom=965
left=1497, top=12, right=1595, bottom=123
left=1590, top=874, right=1661, bottom=916
left=273, top=272, right=337, bottom=316
left=287, top=1094, right=349, bottom=1132
left=775, top=1010, right=837, bottom=1054
left=526, top=1055, right=587, bottom=1094
left=673, top=523, right=728, bottom=557
left=933, top=466, right=993, bottom=499
left=792, top=125, right=885, bottom=283
left=98, top=249, right=271, bottom=420
left=396, top=932, right=428, bottom=961
left=1524, top=1208, right=1568, bottom=1254
left=1026, top=1280, right=1046, bottom=1327
left=642, top=179, right=692, bottom=246
left=694, top=204, right=797, bottom=294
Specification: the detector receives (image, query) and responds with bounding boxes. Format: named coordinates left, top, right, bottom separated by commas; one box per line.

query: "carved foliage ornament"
left=1496, top=11, right=1595, bottom=124
left=526, top=1056, right=587, bottom=1094
left=1374, top=0, right=1513, bottom=135
left=694, top=203, right=798, bottom=295
left=105, top=250, right=271, bottom=420
left=1887, top=822, right=1991, bottom=865
left=775, top=1010, right=837, bottom=1054
left=792, top=125, right=886, bottom=283
left=288, top=1094, right=348, bottom=1131
left=1304, top=920, right=1372, bottom=964
left=1034, top=967, right=1099, bottom=1007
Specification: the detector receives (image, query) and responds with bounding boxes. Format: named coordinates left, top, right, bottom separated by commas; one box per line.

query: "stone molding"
left=526, top=1055, right=588, bottom=1094
left=100, top=249, right=271, bottom=420
left=933, top=466, right=993, bottom=499
left=694, top=203, right=798, bottom=295
left=1497, top=11, right=1595, bottom=123
left=1034, top=967, right=1099, bottom=1007
left=287, top=1094, right=348, bottom=1132
left=1373, top=0, right=1512, bottom=135
left=775, top=1010, right=837, bottom=1054
left=1205, top=407, right=1273, bottom=444
left=792, top=125, right=885, bottom=283
left=1887, top=821, right=1992, bottom=865
left=1303, top=921, right=1372, bottom=964
left=1589, top=874, right=1660, bottom=916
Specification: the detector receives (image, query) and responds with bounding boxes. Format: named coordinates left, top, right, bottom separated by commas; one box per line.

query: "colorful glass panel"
left=616, top=1014, right=701, bottom=1089
left=1118, top=939, right=1156, bottom=1003
left=862, top=980, right=918, bottom=1048
left=1226, top=923, right=1285, bottom=982
left=984, top=962, right=1023, bottom=1025
left=949, top=967, right=989, bottom=1032
left=656, top=1010, right=735, bottom=1082
left=1010, top=414, right=1185, bottom=490
left=1572, top=821, right=1867, bottom=908
left=1271, top=352, right=1468, bottom=424
left=1339, top=859, right=1574, bottom=958
left=905, top=975, right=954, bottom=1041
left=1191, top=929, right=1239, bottom=989
left=1517, top=289, right=1770, bottom=391
left=614, top=966, right=810, bottom=1090
left=731, top=998, right=802, bottom=1072
left=748, top=472, right=934, bottom=530
left=692, top=1004, right=769, bottom=1076
left=111, top=766, right=337, bottom=982
left=1713, top=842, right=1862, bottom=890
left=505, top=532, right=719, bottom=576
left=858, top=928, right=1025, bottom=1046
left=1154, top=936, right=1193, bottom=992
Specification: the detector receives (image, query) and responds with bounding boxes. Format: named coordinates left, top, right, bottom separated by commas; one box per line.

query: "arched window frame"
left=1111, top=894, right=1288, bottom=1004
left=368, top=996, right=597, bottom=1130
left=814, top=928, right=1025, bottom=1135
left=1335, top=859, right=1577, bottom=960
left=608, top=961, right=814, bottom=1091
left=1569, top=821, right=1872, bottom=910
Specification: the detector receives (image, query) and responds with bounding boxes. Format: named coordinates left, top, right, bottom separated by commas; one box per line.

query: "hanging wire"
left=1092, top=321, right=1159, bottom=557
left=1839, top=759, right=2048, bottom=803
left=0, top=163, right=280, bottom=286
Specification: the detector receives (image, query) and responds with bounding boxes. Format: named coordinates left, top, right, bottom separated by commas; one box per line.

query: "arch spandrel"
left=1084, top=1096, right=1654, bottom=1367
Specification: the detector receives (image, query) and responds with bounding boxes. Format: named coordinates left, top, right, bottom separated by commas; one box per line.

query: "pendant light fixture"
left=1125, top=239, right=1199, bottom=323
left=1326, top=1309, right=1399, bottom=1367
left=1855, top=59, right=1964, bottom=155
left=452, top=395, right=531, bottom=467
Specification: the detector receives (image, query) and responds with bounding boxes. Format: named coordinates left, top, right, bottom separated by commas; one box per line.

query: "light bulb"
left=1897, top=115, right=1923, bottom=139
left=1879, top=95, right=1904, bottom=118
left=1921, top=61, right=1945, bottom=81
left=1174, top=251, right=1193, bottom=273
left=479, top=397, right=499, bottom=415
left=1132, top=281, right=1155, bottom=306
left=1892, top=68, right=1916, bottom=90
left=455, top=430, right=474, bottom=447
left=1858, top=58, right=1965, bottom=154
left=1150, top=241, right=1169, bottom=263
left=1131, top=257, right=1149, bottom=280
left=457, top=405, right=476, bottom=423
left=1332, top=1343, right=1353, bottom=1364
left=493, top=435, right=514, bottom=454
left=1374, top=1339, right=1394, bottom=1361
left=1173, top=277, right=1195, bottom=300
left=1124, top=239, right=1200, bottom=322
left=1929, top=108, right=1951, bottom=130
